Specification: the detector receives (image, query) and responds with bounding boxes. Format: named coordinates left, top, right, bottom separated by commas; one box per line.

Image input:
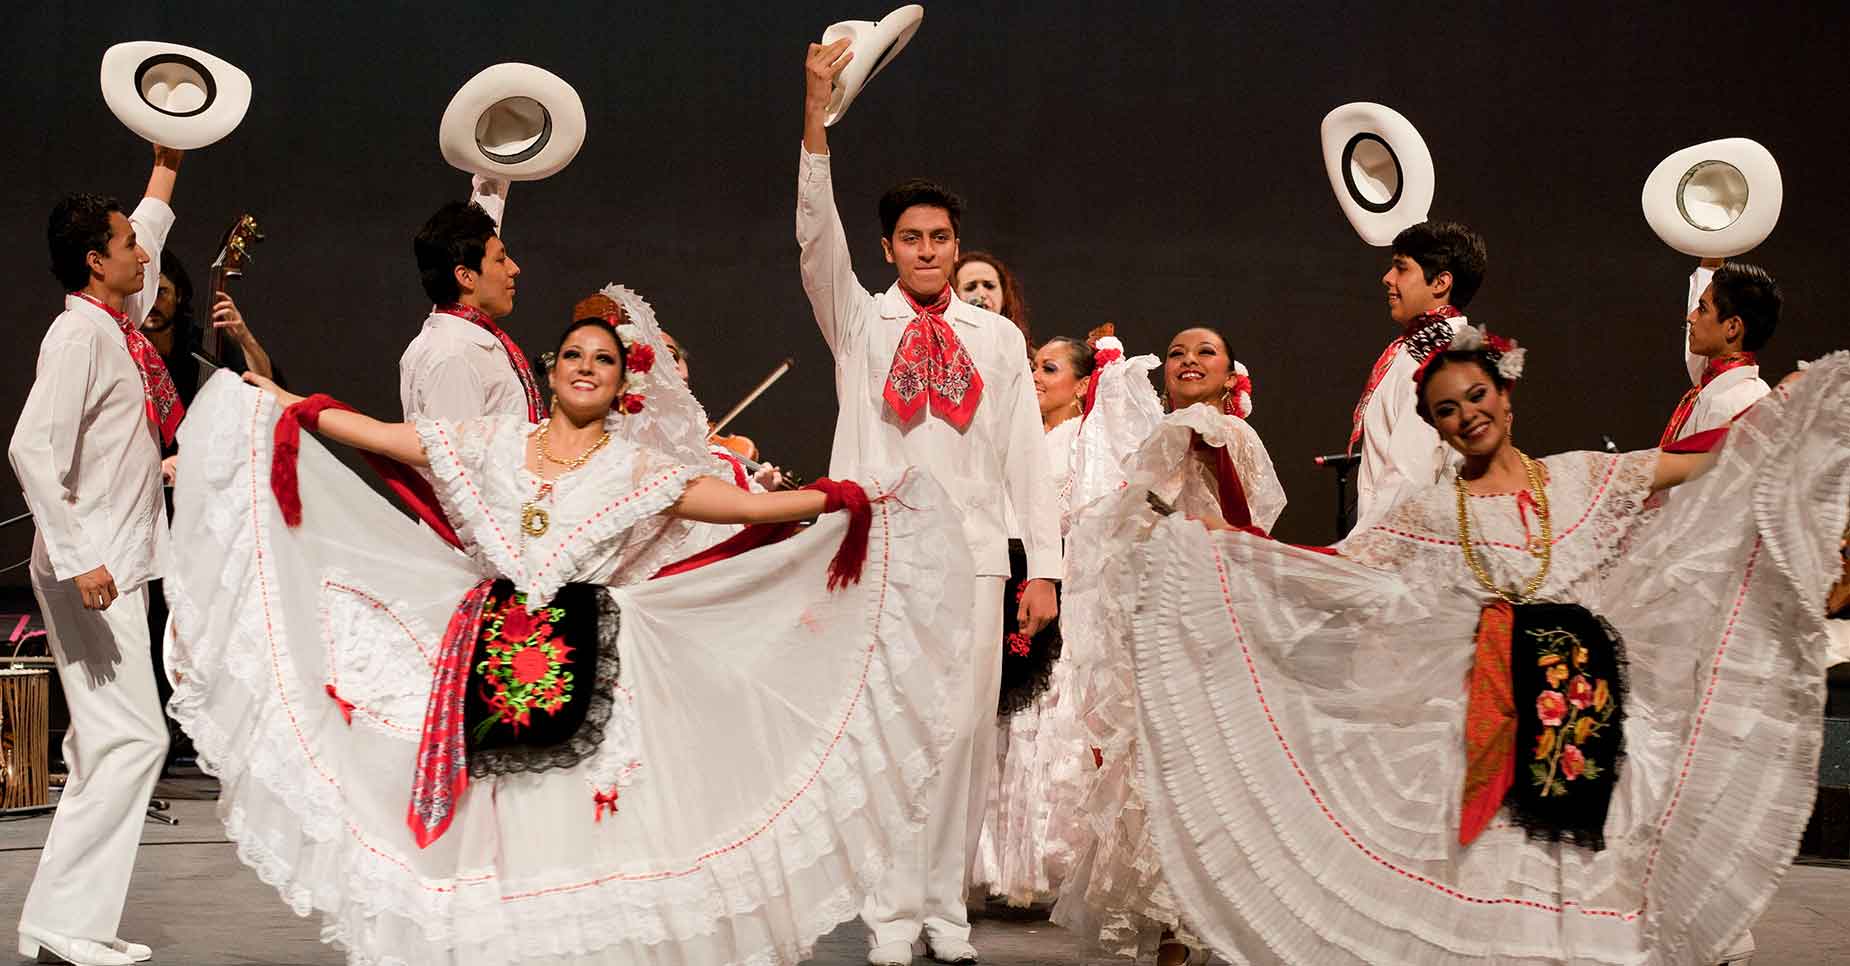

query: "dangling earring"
left=1220, top=392, right=1235, bottom=416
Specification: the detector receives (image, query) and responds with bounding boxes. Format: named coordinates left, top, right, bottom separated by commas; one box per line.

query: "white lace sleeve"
left=415, top=415, right=525, bottom=562
left=1070, top=352, right=1163, bottom=519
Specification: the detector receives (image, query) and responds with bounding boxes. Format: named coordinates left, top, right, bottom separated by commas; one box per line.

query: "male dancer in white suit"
left=9, top=143, right=184, bottom=966
left=796, top=39, right=1060, bottom=966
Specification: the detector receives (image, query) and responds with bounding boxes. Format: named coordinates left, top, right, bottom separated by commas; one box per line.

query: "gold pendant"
left=520, top=503, right=549, bottom=537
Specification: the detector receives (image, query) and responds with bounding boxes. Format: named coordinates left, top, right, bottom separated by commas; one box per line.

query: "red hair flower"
left=627, top=343, right=656, bottom=373
left=619, top=393, right=647, bottom=414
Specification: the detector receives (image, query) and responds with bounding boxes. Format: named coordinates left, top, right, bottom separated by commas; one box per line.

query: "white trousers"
left=862, top=576, right=1005, bottom=946
left=19, top=577, right=167, bottom=941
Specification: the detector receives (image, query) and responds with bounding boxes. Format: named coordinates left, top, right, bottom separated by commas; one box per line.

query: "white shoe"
left=923, top=935, right=979, bottom=964
left=107, top=939, right=153, bottom=963
left=16, top=925, right=135, bottom=966
left=867, top=939, right=922, bottom=966
left=1717, top=929, right=1754, bottom=964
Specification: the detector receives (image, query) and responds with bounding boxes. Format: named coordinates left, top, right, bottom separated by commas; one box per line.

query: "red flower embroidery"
left=1536, top=690, right=1567, bottom=727
left=500, top=606, right=535, bottom=643
left=626, top=343, right=656, bottom=373
left=1561, top=743, right=1585, bottom=780
left=511, top=645, right=552, bottom=685
left=1566, top=675, right=1593, bottom=711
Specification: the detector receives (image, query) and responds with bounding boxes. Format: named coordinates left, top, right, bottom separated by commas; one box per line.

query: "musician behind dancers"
left=798, top=39, right=1060, bottom=966
left=399, top=175, right=542, bottom=424
left=1346, top=220, right=1487, bottom=536
left=141, top=250, right=275, bottom=418
left=7, top=144, right=184, bottom=966
left=1662, top=257, right=1779, bottom=445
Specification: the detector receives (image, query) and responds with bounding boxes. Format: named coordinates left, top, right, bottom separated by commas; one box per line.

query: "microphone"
left=1601, top=434, right=1619, bottom=454
left=961, top=289, right=991, bottom=311
left=1313, top=452, right=1361, bottom=470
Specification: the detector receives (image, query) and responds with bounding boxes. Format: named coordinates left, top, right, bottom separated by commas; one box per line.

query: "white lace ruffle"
left=163, top=374, right=974, bottom=966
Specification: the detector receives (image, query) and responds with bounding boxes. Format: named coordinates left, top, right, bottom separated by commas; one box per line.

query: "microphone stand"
left=1313, top=452, right=1361, bottom=537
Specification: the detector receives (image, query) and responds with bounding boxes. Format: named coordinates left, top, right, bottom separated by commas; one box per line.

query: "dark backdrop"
left=4, top=1, right=1846, bottom=583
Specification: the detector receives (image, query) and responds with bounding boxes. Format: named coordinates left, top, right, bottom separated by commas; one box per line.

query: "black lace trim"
left=998, top=539, right=1062, bottom=717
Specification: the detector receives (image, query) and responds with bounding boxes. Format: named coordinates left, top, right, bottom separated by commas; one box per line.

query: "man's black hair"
left=413, top=201, right=499, bottom=304
left=48, top=193, right=125, bottom=291
left=1710, top=262, right=1781, bottom=352
left=878, top=179, right=963, bottom=239
left=1390, top=221, right=1489, bottom=310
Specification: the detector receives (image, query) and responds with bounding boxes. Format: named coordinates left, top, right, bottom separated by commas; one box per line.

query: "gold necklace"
left=536, top=420, right=612, bottom=471
left=521, top=421, right=613, bottom=538
left=1455, top=450, right=1553, bottom=603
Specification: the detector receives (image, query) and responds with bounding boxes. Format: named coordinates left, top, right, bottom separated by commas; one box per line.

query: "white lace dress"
left=1051, top=401, right=1288, bottom=956
left=162, top=373, right=972, bottom=966
left=975, top=349, right=1166, bottom=907
left=1126, top=354, right=1850, bottom=964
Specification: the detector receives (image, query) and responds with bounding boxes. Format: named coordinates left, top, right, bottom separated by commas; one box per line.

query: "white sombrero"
left=439, top=63, right=586, bottom=181
left=1641, top=138, right=1781, bottom=258
left=1320, top=102, right=1435, bottom=246
left=100, top=42, right=251, bottom=150
left=820, top=4, right=924, bottom=127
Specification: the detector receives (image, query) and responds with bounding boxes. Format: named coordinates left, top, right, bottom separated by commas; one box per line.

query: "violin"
left=707, top=425, right=759, bottom=461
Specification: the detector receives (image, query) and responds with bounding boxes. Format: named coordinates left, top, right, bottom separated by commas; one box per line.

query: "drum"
left=0, top=668, right=50, bottom=810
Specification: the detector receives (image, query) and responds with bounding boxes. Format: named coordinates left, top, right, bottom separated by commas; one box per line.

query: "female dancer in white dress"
left=161, top=288, right=973, bottom=965
left=976, top=329, right=1164, bottom=907
left=1052, top=326, right=1285, bottom=964
left=1130, top=329, right=1850, bottom=964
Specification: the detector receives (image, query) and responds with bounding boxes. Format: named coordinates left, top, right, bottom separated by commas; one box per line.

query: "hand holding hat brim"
left=1641, top=138, right=1781, bottom=258
left=100, top=41, right=251, bottom=151
left=1320, top=102, right=1435, bottom=247
left=820, top=4, right=924, bottom=127
left=439, top=63, right=587, bottom=182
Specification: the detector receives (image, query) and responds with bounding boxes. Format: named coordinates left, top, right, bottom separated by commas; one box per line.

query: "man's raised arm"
left=795, top=39, right=865, bottom=355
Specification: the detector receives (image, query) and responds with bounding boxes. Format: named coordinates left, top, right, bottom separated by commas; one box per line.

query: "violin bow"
left=708, top=358, right=794, bottom=439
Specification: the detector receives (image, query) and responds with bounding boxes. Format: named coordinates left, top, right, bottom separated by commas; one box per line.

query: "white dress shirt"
left=796, top=148, right=1061, bottom=580
left=1677, top=266, right=1770, bottom=439
left=9, top=197, right=175, bottom=589
left=398, top=176, right=525, bottom=423
left=398, top=311, right=533, bottom=423
left=1352, top=314, right=1470, bottom=535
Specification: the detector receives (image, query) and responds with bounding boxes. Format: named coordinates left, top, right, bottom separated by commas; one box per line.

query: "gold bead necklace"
left=1455, top=450, right=1552, bottom=603
left=521, top=420, right=613, bottom=538
left=536, top=419, right=612, bottom=472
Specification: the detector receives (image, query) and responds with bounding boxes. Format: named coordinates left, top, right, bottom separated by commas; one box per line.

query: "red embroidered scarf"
left=75, top=292, right=184, bottom=446
left=1657, top=352, right=1757, bottom=446
left=1347, top=305, right=1463, bottom=454
left=883, top=287, right=984, bottom=430
left=437, top=303, right=544, bottom=423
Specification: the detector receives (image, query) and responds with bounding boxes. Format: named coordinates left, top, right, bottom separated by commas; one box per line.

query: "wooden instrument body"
left=0, top=668, right=50, bottom=810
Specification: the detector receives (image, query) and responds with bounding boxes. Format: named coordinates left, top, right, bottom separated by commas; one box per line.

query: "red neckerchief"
left=883, top=286, right=984, bottom=430
left=1658, top=352, right=1757, bottom=446
left=436, top=303, right=544, bottom=423
left=74, top=291, right=184, bottom=446
left=1347, top=305, right=1463, bottom=455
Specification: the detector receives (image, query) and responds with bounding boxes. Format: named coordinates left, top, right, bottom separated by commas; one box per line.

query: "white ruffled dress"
left=1051, top=401, right=1287, bottom=955
left=162, top=372, right=972, bottom=966
left=1126, top=355, right=1850, bottom=964
left=974, top=348, right=1168, bottom=908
